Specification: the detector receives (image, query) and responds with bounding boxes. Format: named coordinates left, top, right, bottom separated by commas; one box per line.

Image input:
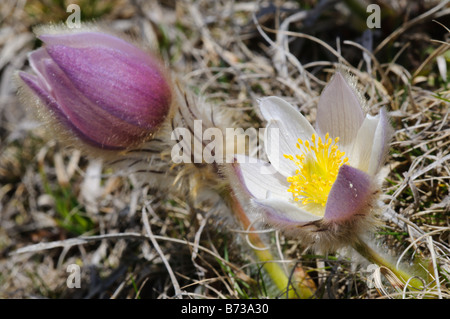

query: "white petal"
left=316, top=72, right=364, bottom=148
left=259, top=96, right=315, bottom=177
left=259, top=96, right=315, bottom=140
left=348, top=114, right=379, bottom=173
left=437, top=55, right=447, bottom=82
left=264, top=121, right=298, bottom=177
left=233, top=155, right=289, bottom=200
left=368, top=108, right=392, bottom=175
left=253, top=197, right=322, bottom=223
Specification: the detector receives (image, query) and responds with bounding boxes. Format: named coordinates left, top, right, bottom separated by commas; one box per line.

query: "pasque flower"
left=18, top=29, right=172, bottom=150
left=234, top=72, right=393, bottom=251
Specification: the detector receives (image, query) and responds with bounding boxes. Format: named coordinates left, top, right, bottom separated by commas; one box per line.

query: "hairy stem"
left=353, top=237, right=425, bottom=292
left=228, top=191, right=316, bottom=298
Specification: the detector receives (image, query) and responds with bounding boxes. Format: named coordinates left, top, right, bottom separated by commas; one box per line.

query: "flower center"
left=283, top=133, right=348, bottom=207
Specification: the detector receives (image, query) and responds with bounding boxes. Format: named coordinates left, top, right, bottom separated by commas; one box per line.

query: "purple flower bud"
left=19, top=30, right=172, bottom=150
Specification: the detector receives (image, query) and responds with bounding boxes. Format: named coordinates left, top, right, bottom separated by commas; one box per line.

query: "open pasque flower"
left=18, top=28, right=172, bottom=151
left=234, top=72, right=393, bottom=251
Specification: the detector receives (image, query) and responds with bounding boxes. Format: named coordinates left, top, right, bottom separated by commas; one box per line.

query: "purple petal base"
left=324, top=165, right=374, bottom=222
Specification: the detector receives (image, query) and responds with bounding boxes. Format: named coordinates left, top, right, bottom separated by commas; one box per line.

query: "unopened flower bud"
left=18, top=29, right=172, bottom=150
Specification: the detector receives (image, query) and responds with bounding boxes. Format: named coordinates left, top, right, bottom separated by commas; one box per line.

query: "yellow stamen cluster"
left=283, top=133, right=348, bottom=206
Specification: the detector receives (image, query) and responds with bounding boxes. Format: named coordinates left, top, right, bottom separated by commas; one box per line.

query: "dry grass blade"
left=141, top=203, right=183, bottom=298
left=10, top=233, right=145, bottom=255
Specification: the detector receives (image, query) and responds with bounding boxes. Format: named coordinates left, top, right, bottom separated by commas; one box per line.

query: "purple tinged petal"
left=348, top=108, right=393, bottom=175
left=19, top=70, right=116, bottom=149
left=36, top=58, right=152, bottom=149
left=368, top=108, right=393, bottom=175
left=253, top=197, right=321, bottom=226
left=348, top=114, right=379, bottom=173
left=324, top=165, right=374, bottom=222
left=39, top=32, right=150, bottom=62
left=27, top=48, right=54, bottom=93
left=316, top=72, right=364, bottom=147
left=45, top=41, right=170, bottom=129
left=251, top=198, right=322, bottom=239
left=19, top=71, right=58, bottom=112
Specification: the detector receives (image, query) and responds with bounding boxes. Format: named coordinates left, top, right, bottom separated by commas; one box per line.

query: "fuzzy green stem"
left=229, top=191, right=316, bottom=298
left=353, top=237, right=425, bottom=291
